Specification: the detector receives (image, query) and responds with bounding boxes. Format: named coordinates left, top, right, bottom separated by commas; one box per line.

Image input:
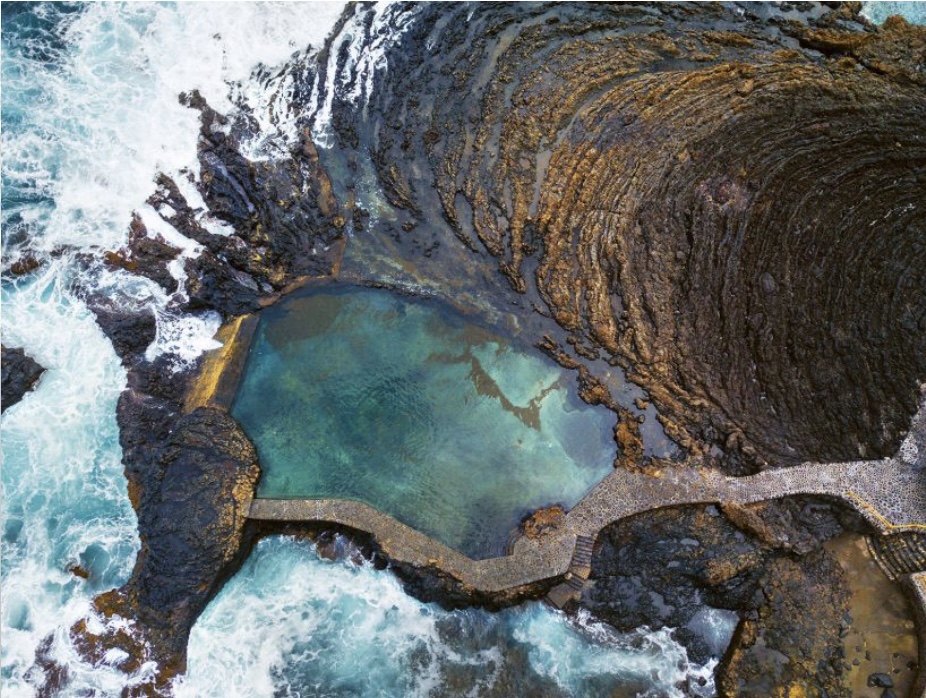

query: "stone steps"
left=868, top=532, right=926, bottom=582
left=569, top=534, right=595, bottom=578
left=546, top=535, right=597, bottom=609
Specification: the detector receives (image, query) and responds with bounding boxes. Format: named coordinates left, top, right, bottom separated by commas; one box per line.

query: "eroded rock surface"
left=325, top=2, right=926, bottom=472
left=1, top=345, right=45, bottom=411
left=33, top=407, right=260, bottom=697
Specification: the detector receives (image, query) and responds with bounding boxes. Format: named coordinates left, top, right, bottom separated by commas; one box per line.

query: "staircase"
left=546, top=535, right=596, bottom=609
left=867, top=532, right=926, bottom=582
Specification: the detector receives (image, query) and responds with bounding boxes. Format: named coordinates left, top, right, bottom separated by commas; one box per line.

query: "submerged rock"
left=1, top=345, right=45, bottom=411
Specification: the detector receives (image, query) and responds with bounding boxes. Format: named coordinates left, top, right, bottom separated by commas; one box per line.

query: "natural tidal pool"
left=232, top=285, right=616, bottom=559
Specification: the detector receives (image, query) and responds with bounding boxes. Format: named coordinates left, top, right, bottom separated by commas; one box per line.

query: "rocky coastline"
left=17, top=3, right=926, bottom=696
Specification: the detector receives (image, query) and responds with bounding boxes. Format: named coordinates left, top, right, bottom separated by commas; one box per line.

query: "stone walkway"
left=249, top=395, right=926, bottom=592
left=248, top=396, right=926, bottom=694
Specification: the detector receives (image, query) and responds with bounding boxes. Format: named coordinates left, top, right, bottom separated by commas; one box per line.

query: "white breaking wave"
left=178, top=536, right=718, bottom=698
left=2, top=1, right=348, bottom=361
left=1, top=264, right=138, bottom=698
left=1, top=3, right=348, bottom=695
left=311, top=2, right=421, bottom=149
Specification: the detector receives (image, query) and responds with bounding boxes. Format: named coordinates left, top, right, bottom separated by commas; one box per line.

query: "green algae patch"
left=232, top=286, right=616, bottom=559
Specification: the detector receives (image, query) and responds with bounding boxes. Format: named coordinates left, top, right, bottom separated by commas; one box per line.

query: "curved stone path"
left=249, top=395, right=926, bottom=591
left=248, top=395, right=926, bottom=693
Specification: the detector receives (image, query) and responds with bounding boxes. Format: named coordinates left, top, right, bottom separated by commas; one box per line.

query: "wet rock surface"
left=46, top=404, right=262, bottom=697
left=581, top=499, right=867, bottom=690
left=1, top=345, right=45, bottom=411
left=52, top=2, right=926, bottom=694
left=325, top=1, right=926, bottom=472
left=174, top=91, right=344, bottom=318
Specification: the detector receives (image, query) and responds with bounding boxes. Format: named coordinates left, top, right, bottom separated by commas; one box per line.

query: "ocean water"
left=1, top=2, right=345, bottom=695
left=176, top=536, right=717, bottom=698
left=233, top=286, right=616, bottom=559
left=862, top=1, right=926, bottom=25
left=9, top=1, right=923, bottom=695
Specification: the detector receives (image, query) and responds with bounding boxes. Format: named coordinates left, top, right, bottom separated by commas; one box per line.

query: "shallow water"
left=233, top=286, right=617, bottom=559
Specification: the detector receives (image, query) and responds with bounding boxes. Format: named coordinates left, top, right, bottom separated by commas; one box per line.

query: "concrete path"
left=249, top=394, right=926, bottom=593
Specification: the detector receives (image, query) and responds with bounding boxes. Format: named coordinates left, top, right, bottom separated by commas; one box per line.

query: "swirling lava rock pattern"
left=326, top=3, right=926, bottom=472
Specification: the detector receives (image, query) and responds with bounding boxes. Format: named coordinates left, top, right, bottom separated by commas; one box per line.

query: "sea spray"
left=861, top=1, right=926, bottom=25
left=1, top=263, right=137, bottom=697
left=178, top=537, right=718, bottom=698
left=1, top=3, right=346, bottom=694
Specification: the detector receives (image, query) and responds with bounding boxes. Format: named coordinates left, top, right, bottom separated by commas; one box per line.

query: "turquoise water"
left=232, top=286, right=617, bottom=559
left=177, top=536, right=718, bottom=698
left=862, top=1, right=926, bottom=24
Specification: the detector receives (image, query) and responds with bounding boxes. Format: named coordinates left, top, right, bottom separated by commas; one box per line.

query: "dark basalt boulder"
left=1, top=345, right=45, bottom=411
left=581, top=499, right=867, bottom=695
left=89, top=306, right=158, bottom=365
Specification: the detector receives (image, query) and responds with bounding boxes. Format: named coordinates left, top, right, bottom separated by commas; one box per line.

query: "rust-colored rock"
left=520, top=505, right=566, bottom=540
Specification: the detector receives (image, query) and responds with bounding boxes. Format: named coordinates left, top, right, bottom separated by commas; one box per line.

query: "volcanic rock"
left=1, top=345, right=45, bottom=411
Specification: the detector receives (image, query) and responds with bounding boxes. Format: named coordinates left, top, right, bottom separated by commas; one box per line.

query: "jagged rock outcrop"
left=582, top=499, right=868, bottom=694
left=54, top=74, right=346, bottom=695
left=325, top=2, right=926, bottom=472
left=69, top=407, right=259, bottom=694
left=1, top=345, right=45, bottom=411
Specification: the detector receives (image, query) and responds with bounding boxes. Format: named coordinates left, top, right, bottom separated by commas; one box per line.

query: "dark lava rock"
left=8, top=254, right=41, bottom=276
left=175, top=91, right=344, bottom=319
left=89, top=306, right=158, bottom=366
left=869, top=672, right=895, bottom=688
left=103, top=216, right=181, bottom=294
left=581, top=498, right=864, bottom=693
left=717, top=552, right=850, bottom=697
left=62, top=407, right=260, bottom=696
left=1, top=345, right=45, bottom=411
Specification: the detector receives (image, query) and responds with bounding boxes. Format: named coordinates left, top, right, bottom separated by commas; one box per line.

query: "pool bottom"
left=232, top=285, right=617, bottom=560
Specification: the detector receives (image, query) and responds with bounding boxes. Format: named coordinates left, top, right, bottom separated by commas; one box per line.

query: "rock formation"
left=49, top=3, right=926, bottom=695
left=323, top=2, right=926, bottom=473
left=1, top=345, right=45, bottom=411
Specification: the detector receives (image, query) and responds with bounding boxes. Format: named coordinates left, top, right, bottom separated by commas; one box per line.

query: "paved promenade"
left=249, top=395, right=926, bottom=591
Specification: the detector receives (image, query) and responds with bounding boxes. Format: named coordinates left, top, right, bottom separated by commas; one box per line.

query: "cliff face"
left=40, top=3, right=926, bottom=695
left=326, top=2, right=926, bottom=472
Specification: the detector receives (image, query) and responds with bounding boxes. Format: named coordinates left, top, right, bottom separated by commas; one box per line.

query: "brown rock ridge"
left=331, top=2, right=926, bottom=473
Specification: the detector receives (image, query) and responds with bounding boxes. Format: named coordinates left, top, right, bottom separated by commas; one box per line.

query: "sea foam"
left=1, top=3, right=346, bottom=694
